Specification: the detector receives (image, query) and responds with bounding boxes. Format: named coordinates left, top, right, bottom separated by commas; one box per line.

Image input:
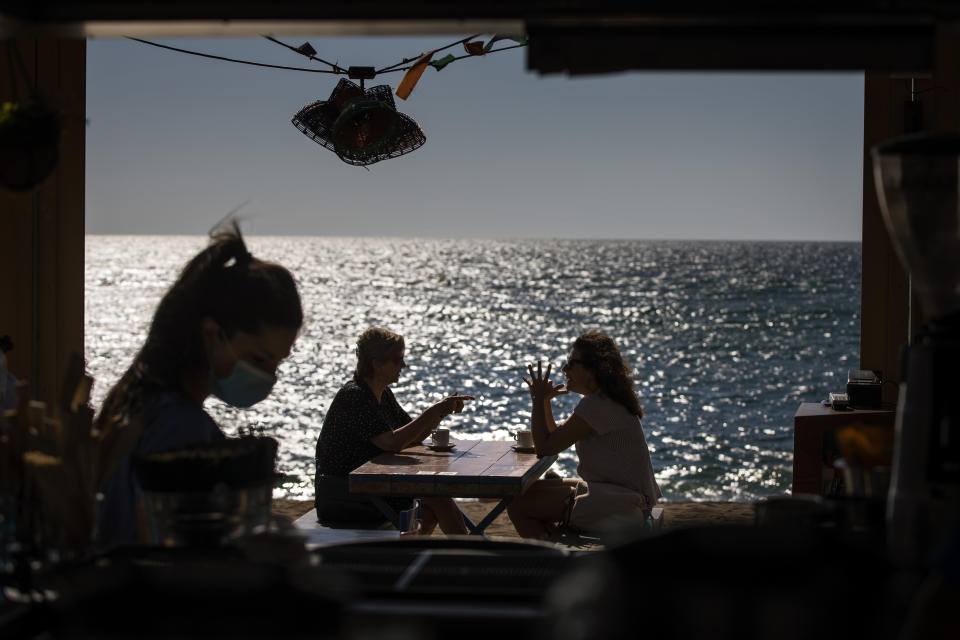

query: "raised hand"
left=522, top=360, right=567, bottom=401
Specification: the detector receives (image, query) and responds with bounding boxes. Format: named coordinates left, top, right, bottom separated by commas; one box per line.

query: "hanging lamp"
left=292, top=69, right=425, bottom=167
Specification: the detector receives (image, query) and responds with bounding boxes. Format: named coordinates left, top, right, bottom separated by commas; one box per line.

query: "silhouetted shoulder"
left=331, top=377, right=369, bottom=404
left=574, top=392, right=638, bottom=435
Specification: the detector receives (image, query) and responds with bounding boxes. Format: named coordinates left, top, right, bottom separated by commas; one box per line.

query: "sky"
left=86, top=35, right=865, bottom=241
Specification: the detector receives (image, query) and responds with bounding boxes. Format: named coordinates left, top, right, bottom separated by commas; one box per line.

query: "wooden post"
left=931, top=22, right=960, bottom=135
left=861, top=74, right=912, bottom=405
left=0, top=39, right=85, bottom=411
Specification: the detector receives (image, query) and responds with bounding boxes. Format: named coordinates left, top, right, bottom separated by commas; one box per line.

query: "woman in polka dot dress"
left=314, top=327, right=474, bottom=534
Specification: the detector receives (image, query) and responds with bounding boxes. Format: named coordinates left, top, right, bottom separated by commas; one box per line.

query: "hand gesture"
left=437, top=393, right=475, bottom=418
left=523, top=360, right=567, bottom=401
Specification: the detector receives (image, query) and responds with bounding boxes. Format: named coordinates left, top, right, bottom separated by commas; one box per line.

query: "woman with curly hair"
left=508, top=331, right=660, bottom=538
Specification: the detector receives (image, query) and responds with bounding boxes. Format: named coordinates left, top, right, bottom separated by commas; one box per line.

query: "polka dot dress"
left=315, top=375, right=414, bottom=519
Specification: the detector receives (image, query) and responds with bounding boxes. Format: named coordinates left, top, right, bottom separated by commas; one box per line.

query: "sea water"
left=85, top=236, right=861, bottom=502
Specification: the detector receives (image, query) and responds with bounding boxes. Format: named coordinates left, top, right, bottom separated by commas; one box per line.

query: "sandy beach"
left=272, top=498, right=757, bottom=537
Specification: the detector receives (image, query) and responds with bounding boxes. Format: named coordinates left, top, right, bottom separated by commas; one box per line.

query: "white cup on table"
left=514, top=429, right=534, bottom=449
left=431, top=428, right=450, bottom=447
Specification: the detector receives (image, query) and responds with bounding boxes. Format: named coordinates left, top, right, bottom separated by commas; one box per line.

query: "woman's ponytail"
left=94, top=220, right=303, bottom=434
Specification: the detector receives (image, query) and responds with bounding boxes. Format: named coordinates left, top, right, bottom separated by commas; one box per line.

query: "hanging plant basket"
left=0, top=100, right=61, bottom=192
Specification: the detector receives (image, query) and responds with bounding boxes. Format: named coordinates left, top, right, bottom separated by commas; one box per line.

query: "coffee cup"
left=432, top=428, right=450, bottom=447
left=514, top=429, right=534, bottom=449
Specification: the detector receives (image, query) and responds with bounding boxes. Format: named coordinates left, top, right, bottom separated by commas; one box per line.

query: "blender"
left=872, top=133, right=960, bottom=569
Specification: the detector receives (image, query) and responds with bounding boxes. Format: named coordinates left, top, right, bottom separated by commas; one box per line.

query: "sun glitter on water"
left=86, top=235, right=860, bottom=502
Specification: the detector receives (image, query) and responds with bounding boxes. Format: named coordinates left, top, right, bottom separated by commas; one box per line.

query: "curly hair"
left=573, top=332, right=643, bottom=417
left=355, top=327, right=404, bottom=378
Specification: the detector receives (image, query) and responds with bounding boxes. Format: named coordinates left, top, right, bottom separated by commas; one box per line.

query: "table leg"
left=369, top=496, right=402, bottom=529
left=463, top=496, right=514, bottom=536
left=371, top=496, right=514, bottom=536
left=458, top=506, right=478, bottom=533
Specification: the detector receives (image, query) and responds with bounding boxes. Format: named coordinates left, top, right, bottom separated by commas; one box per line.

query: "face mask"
left=209, top=334, right=277, bottom=408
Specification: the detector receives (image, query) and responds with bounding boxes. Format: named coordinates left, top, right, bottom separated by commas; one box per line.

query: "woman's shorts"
left=565, top=480, right=652, bottom=534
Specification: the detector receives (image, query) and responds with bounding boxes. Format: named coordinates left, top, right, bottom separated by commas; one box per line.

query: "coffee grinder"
left=872, top=133, right=960, bottom=569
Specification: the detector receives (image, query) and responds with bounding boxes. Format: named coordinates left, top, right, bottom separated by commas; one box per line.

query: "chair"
left=293, top=509, right=400, bottom=548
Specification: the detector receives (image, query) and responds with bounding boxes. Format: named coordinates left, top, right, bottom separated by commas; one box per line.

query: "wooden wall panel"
left=861, top=74, right=911, bottom=405
left=0, top=39, right=85, bottom=412
left=932, top=22, right=960, bottom=135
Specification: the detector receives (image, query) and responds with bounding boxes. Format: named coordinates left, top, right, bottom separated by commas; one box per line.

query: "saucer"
left=427, top=444, right=456, bottom=452
left=511, top=445, right=536, bottom=454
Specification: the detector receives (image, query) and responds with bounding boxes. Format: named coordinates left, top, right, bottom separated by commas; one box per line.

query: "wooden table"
left=349, top=438, right=557, bottom=535
left=793, top=402, right=895, bottom=495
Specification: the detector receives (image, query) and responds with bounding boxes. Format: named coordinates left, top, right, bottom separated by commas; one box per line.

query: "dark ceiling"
left=1, top=2, right=957, bottom=74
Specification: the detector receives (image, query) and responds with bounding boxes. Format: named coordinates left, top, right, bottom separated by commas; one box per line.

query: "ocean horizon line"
left=85, top=232, right=862, bottom=244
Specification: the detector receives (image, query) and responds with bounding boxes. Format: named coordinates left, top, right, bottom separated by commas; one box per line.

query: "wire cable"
left=261, top=35, right=347, bottom=74
left=373, top=44, right=529, bottom=74
left=128, top=36, right=526, bottom=79
left=434, top=43, right=528, bottom=67
left=126, top=37, right=342, bottom=74
left=375, top=33, right=483, bottom=74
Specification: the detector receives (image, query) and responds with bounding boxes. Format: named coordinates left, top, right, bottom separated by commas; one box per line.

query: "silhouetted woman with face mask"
left=96, top=222, right=303, bottom=546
